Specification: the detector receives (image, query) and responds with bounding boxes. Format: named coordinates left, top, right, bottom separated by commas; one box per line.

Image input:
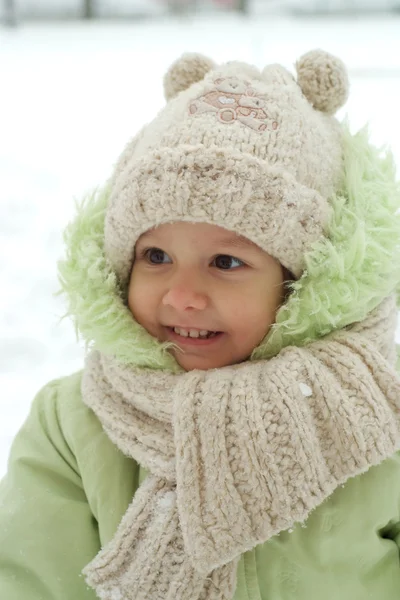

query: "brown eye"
left=214, top=255, right=244, bottom=270
left=145, top=248, right=171, bottom=264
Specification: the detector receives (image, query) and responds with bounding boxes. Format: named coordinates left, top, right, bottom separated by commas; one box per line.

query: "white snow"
left=1, top=13, right=400, bottom=477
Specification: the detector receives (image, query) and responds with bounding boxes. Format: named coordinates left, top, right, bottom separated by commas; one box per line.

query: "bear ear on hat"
left=163, top=53, right=216, bottom=101
left=296, top=49, right=349, bottom=115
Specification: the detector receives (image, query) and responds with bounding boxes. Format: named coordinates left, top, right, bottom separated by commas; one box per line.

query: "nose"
left=161, top=276, right=208, bottom=311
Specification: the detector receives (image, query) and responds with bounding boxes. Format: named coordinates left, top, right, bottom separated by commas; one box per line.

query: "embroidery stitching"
left=189, top=77, right=278, bottom=132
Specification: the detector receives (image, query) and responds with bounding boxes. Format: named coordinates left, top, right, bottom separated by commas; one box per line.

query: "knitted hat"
left=105, top=49, right=349, bottom=286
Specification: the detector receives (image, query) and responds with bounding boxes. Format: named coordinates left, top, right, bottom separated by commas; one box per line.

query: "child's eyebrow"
left=216, top=235, right=256, bottom=249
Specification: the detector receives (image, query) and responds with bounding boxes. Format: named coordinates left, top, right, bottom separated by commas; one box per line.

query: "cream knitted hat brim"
left=106, top=144, right=331, bottom=283
left=104, top=50, right=349, bottom=286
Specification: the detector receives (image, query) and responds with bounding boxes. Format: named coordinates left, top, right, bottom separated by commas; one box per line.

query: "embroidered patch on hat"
left=189, top=77, right=278, bottom=132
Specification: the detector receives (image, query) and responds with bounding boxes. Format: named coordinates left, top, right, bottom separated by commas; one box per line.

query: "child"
left=1, top=49, right=400, bottom=600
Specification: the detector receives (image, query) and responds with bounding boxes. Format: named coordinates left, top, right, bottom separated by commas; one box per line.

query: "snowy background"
left=1, top=12, right=400, bottom=477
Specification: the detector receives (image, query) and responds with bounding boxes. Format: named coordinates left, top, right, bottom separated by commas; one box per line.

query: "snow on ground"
left=1, top=13, right=400, bottom=477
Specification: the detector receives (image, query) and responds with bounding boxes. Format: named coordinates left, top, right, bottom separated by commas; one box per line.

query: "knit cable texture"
left=81, top=296, right=400, bottom=600
left=104, top=53, right=345, bottom=286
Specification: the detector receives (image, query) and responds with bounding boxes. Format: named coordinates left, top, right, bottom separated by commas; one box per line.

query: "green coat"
left=3, top=125, right=400, bottom=599
left=2, top=370, right=400, bottom=600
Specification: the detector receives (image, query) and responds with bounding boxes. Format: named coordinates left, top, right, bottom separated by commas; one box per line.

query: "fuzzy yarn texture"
left=55, top=50, right=400, bottom=600
left=163, top=52, right=216, bottom=101
left=296, top=50, right=349, bottom=114
left=81, top=296, right=400, bottom=600
left=105, top=50, right=347, bottom=285
left=57, top=124, right=400, bottom=370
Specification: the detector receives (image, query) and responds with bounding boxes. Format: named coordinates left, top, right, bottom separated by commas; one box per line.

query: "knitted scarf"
left=81, top=295, right=400, bottom=600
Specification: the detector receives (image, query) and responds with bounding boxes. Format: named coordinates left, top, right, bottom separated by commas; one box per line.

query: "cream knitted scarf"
left=81, top=296, right=400, bottom=600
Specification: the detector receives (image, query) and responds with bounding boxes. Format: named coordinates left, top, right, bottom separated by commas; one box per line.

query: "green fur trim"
left=253, top=123, right=400, bottom=359
left=58, top=123, right=400, bottom=371
left=57, top=186, right=182, bottom=372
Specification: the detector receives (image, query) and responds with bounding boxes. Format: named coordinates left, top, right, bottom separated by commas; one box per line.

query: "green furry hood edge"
left=57, top=124, right=400, bottom=372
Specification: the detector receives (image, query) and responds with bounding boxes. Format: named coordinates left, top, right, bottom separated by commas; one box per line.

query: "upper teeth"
left=173, top=327, right=212, bottom=338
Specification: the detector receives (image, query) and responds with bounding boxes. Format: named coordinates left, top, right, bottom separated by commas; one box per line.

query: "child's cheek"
left=128, top=275, right=146, bottom=317
left=128, top=274, right=161, bottom=330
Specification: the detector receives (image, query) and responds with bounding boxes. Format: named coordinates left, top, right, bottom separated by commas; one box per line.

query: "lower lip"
left=166, top=328, right=224, bottom=346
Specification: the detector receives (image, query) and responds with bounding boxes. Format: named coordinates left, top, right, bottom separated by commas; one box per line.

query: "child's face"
left=128, top=222, right=285, bottom=371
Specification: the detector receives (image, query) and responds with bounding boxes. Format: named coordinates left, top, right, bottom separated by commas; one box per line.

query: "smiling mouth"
left=166, top=326, right=222, bottom=340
